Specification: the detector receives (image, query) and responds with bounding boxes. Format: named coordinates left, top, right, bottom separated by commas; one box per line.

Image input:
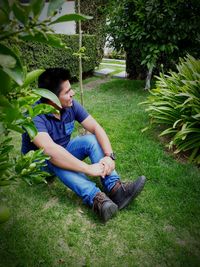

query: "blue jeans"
left=47, top=134, right=120, bottom=206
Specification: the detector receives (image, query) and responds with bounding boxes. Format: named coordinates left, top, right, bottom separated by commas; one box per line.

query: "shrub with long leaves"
left=141, top=55, right=200, bottom=163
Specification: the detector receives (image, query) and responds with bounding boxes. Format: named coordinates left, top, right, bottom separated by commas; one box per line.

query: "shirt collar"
left=34, top=99, right=71, bottom=120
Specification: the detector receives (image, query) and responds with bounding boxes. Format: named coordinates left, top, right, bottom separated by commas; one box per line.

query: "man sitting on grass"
left=21, top=68, right=146, bottom=222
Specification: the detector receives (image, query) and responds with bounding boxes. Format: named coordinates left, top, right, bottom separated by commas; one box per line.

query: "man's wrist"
left=104, top=152, right=116, bottom=161
left=81, top=162, right=90, bottom=174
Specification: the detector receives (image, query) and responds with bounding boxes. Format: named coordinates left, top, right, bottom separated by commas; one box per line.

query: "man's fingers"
left=100, top=157, right=115, bottom=172
left=100, top=162, right=108, bottom=178
left=102, top=162, right=113, bottom=177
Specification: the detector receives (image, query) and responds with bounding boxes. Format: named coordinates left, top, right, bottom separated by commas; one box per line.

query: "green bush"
left=107, top=0, right=200, bottom=80
left=14, top=34, right=99, bottom=80
left=142, top=55, right=200, bottom=163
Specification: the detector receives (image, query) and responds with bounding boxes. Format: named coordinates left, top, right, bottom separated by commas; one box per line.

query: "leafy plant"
left=0, top=0, right=92, bottom=223
left=141, top=55, right=200, bottom=163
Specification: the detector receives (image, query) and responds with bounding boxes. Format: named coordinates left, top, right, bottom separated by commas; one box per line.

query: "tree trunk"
left=145, top=66, right=153, bottom=90
left=77, top=0, right=84, bottom=107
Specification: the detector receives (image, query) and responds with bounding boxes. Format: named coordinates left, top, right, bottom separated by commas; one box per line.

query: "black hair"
left=38, top=68, right=71, bottom=96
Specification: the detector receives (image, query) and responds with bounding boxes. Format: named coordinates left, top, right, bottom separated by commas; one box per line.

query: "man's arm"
left=32, top=132, right=105, bottom=177
left=81, top=115, right=115, bottom=175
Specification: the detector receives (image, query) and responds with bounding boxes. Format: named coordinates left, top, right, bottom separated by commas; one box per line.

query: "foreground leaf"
left=47, top=0, right=65, bottom=16
left=23, top=69, right=44, bottom=87
left=0, top=44, right=24, bottom=85
left=49, top=13, right=93, bottom=25
left=33, top=88, right=62, bottom=108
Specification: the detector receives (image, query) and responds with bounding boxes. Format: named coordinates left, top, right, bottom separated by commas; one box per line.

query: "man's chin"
left=64, top=102, right=73, bottom=108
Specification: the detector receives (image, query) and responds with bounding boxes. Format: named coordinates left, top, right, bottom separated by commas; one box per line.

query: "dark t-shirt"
left=21, top=99, right=89, bottom=154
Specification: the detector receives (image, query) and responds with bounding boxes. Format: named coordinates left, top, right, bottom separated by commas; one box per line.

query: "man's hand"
left=99, top=156, right=115, bottom=177
left=86, top=163, right=106, bottom=177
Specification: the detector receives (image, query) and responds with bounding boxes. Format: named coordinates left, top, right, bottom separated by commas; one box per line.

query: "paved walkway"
left=94, top=58, right=127, bottom=79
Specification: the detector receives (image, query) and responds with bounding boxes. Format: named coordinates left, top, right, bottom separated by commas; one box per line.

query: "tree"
left=0, top=0, right=91, bottom=223
left=106, top=0, right=200, bottom=89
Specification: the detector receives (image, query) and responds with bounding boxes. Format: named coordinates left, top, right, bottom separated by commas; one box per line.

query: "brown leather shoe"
left=93, top=192, right=118, bottom=222
left=109, top=176, right=146, bottom=210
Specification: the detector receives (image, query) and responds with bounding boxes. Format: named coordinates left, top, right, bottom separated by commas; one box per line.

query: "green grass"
left=0, top=78, right=200, bottom=267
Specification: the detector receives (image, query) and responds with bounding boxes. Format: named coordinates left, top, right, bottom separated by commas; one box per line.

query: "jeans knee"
left=87, top=134, right=98, bottom=147
left=86, top=134, right=102, bottom=154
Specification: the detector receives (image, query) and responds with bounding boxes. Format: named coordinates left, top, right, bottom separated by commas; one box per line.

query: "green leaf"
left=0, top=54, right=16, bottom=68
left=30, top=0, right=45, bottom=17
left=159, top=128, right=177, bottom=136
left=0, top=162, right=13, bottom=171
left=0, top=95, right=12, bottom=108
left=0, top=9, right=9, bottom=25
left=19, top=32, right=67, bottom=49
left=173, top=119, right=182, bottom=128
left=141, top=127, right=149, bottom=133
left=49, top=13, right=93, bottom=25
left=0, top=180, right=12, bottom=186
left=47, top=0, right=65, bottom=16
left=0, top=44, right=24, bottom=85
left=23, top=69, right=44, bottom=87
left=1, top=145, right=14, bottom=155
left=17, top=95, right=40, bottom=107
left=23, top=122, right=38, bottom=140
left=31, top=104, right=59, bottom=117
left=33, top=88, right=62, bottom=109
left=0, top=0, right=10, bottom=14
left=189, top=147, right=199, bottom=162
left=12, top=3, right=28, bottom=25
left=0, top=69, right=11, bottom=95
left=0, top=205, right=10, bottom=223
left=8, top=124, right=24, bottom=133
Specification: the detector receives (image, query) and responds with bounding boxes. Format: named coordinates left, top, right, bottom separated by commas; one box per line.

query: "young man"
left=22, top=68, right=146, bottom=222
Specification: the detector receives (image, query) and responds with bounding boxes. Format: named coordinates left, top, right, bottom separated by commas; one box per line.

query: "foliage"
left=1, top=143, right=50, bottom=186
left=8, top=34, right=99, bottom=80
left=141, top=55, right=200, bottom=163
left=106, top=0, right=200, bottom=81
left=75, top=0, right=107, bottom=63
left=0, top=0, right=91, bottom=222
left=105, top=49, right=125, bottom=60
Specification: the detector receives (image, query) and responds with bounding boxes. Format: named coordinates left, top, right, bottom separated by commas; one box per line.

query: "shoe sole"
left=102, top=203, right=118, bottom=222
left=119, top=176, right=146, bottom=210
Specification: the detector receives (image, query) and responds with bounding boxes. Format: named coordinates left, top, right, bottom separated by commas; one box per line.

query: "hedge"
left=15, top=34, right=100, bottom=80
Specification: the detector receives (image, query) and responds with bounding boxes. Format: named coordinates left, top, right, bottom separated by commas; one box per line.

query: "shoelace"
left=94, top=193, right=106, bottom=204
left=93, top=193, right=106, bottom=213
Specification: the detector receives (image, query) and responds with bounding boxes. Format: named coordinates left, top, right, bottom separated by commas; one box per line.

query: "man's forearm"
left=94, top=124, right=113, bottom=155
left=45, top=143, right=88, bottom=173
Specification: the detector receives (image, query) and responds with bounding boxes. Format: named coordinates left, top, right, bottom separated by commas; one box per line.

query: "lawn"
left=0, top=78, right=200, bottom=267
left=101, top=59, right=125, bottom=65
left=95, top=64, right=125, bottom=76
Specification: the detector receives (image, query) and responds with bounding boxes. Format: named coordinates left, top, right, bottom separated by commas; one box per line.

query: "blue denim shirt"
left=21, top=99, right=89, bottom=154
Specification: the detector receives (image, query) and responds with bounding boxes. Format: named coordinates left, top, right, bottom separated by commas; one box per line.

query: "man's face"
left=58, top=80, right=75, bottom=108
